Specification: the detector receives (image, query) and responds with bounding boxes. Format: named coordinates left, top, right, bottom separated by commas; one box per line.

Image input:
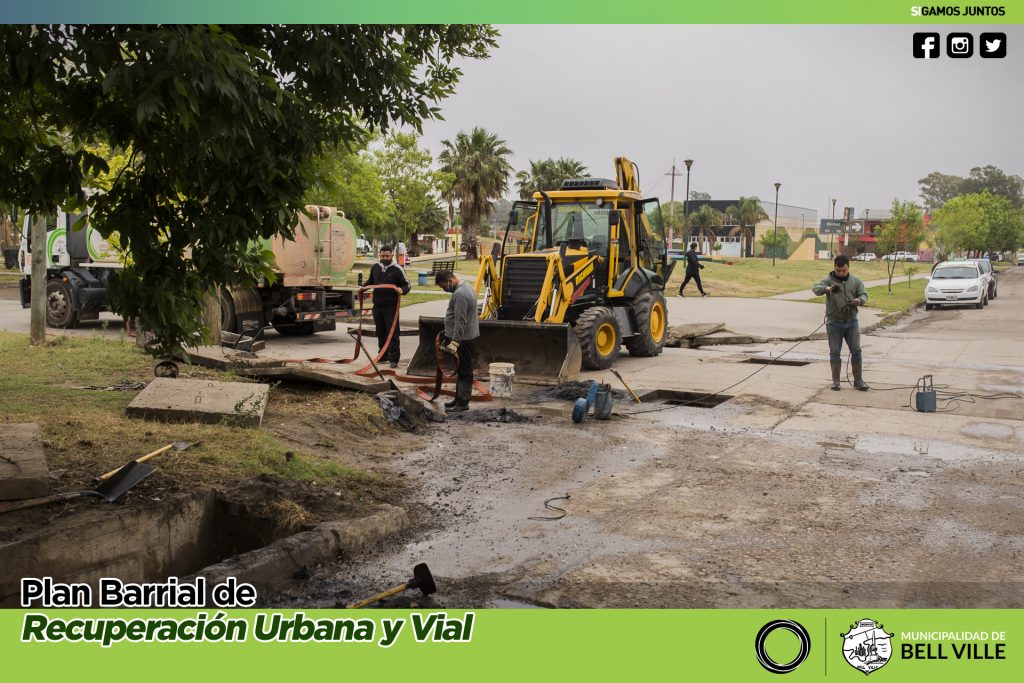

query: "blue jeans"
left=826, top=319, right=861, bottom=363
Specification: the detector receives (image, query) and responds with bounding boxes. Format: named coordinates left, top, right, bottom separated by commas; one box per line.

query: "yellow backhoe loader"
left=408, top=157, right=674, bottom=383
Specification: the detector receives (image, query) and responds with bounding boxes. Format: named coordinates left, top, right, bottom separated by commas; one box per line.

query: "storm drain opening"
left=742, top=358, right=811, bottom=367
left=638, top=389, right=734, bottom=408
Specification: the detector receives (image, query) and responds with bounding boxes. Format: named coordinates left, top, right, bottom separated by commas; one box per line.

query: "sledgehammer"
left=347, top=563, right=437, bottom=609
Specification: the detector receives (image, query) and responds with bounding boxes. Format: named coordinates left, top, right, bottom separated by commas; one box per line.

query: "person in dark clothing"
left=364, top=246, right=411, bottom=368
left=678, top=242, right=709, bottom=297
left=435, top=270, right=480, bottom=413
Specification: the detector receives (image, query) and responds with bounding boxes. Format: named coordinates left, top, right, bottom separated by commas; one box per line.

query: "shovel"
left=0, top=461, right=155, bottom=514
left=347, top=563, right=437, bottom=609
left=94, top=441, right=198, bottom=483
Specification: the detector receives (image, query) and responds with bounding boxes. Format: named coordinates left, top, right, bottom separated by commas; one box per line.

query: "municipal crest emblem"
left=841, top=619, right=893, bottom=675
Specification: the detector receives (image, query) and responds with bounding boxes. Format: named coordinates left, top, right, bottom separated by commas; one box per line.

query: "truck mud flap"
left=406, top=317, right=582, bottom=384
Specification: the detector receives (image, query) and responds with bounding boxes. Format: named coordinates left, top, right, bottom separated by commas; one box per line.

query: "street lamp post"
left=683, top=159, right=694, bottom=244
left=830, top=198, right=837, bottom=257
left=772, top=182, right=781, bottom=266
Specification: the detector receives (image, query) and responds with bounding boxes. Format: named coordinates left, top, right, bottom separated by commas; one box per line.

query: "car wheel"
left=925, top=303, right=933, bottom=311
left=976, top=297, right=985, bottom=310
left=991, top=284, right=997, bottom=300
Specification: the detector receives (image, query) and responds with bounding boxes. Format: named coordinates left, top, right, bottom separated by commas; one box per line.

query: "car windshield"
left=932, top=267, right=978, bottom=279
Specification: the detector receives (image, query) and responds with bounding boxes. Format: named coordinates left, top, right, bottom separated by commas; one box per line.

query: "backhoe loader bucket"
left=407, top=317, right=582, bottom=384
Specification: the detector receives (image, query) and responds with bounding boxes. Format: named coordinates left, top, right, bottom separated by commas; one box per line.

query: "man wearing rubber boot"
left=435, top=270, right=480, bottom=413
left=812, top=255, right=869, bottom=391
left=365, top=246, right=411, bottom=369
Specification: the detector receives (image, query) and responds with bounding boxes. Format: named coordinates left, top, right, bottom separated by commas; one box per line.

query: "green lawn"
left=807, top=279, right=926, bottom=313
left=0, top=269, right=21, bottom=284
left=667, top=258, right=895, bottom=298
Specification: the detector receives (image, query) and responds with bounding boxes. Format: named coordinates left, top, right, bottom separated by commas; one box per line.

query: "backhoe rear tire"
left=576, top=306, right=621, bottom=370
left=625, top=289, right=668, bottom=357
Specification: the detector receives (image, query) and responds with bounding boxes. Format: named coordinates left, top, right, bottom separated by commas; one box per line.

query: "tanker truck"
left=18, top=205, right=359, bottom=335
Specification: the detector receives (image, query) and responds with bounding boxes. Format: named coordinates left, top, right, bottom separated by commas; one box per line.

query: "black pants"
left=679, top=270, right=705, bottom=295
left=372, top=303, right=400, bottom=362
left=456, top=338, right=476, bottom=382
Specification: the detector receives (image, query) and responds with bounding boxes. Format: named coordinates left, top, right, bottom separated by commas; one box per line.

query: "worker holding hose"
left=364, top=246, right=411, bottom=369
left=812, top=254, right=869, bottom=391
left=435, top=270, right=480, bottom=413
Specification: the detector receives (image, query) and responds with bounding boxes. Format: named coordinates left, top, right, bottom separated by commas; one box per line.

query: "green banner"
left=2, top=609, right=1021, bottom=681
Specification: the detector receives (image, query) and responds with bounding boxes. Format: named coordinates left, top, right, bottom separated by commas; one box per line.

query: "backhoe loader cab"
left=408, top=158, right=674, bottom=382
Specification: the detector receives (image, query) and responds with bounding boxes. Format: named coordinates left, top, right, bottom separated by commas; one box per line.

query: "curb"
left=189, top=504, right=409, bottom=596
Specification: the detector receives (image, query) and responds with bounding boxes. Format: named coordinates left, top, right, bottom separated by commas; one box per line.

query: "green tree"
left=876, top=199, right=926, bottom=292
left=686, top=204, right=723, bottom=248
left=918, top=172, right=965, bottom=209
left=374, top=132, right=452, bottom=244
left=759, top=230, right=790, bottom=259
left=931, top=192, right=1024, bottom=260
left=439, top=127, right=513, bottom=259
left=514, top=157, right=588, bottom=199
left=306, top=143, right=389, bottom=237
left=726, top=196, right=769, bottom=257
left=689, top=190, right=712, bottom=201
left=0, top=24, right=497, bottom=355
left=918, top=166, right=1024, bottom=209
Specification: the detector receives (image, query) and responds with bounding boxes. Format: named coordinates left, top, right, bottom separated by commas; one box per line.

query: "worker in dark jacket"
left=678, top=242, right=709, bottom=297
left=812, top=254, right=869, bottom=391
left=364, top=246, right=411, bottom=369
left=435, top=270, right=480, bottom=413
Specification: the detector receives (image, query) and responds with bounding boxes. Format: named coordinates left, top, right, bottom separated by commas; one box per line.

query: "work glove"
left=442, top=339, right=460, bottom=356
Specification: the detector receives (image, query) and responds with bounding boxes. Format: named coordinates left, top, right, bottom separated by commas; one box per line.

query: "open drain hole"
left=742, top=358, right=811, bottom=367
left=638, top=389, right=733, bottom=408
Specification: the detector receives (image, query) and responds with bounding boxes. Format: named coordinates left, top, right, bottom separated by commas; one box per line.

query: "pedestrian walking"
left=396, top=240, right=408, bottom=267
left=678, top=242, right=709, bottom=297
left=434, top=270, right=480, bottom=413
left=811, top=255, right=869, bottom=391
left=364, top=246, right=411, bottom=369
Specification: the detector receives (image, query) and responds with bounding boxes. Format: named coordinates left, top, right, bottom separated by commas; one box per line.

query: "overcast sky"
left=418, top=24, right=1024, bottom=219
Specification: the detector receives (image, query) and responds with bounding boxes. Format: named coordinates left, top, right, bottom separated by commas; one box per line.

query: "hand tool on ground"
left=95, top=441, right=198, bottom=483
left=0, top=461, right=155, bottom=514
left=347, top=329, right=387, bottom=381
left=346, top=563, right=437, bottom=609
left=610, top=368, right=641, bottom=403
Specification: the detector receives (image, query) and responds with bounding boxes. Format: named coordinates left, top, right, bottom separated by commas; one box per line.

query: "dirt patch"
left=445, top=408, right=538, bottom=424
left=528, top=380, right=628, bottom=403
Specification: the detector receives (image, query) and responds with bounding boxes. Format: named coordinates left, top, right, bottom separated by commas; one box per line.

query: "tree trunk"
left=201, top=290, right=221, bottom=346
left=30, top=214, right=47, bottom=346
left=463, top=218, right=479, bottom=260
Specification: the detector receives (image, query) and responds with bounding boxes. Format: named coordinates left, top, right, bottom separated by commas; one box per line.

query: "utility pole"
left=30, top=213, right=46, bottom=345
left=830, top=197, right=837, bottom=257
left=665, top=162, right=683, bottom=247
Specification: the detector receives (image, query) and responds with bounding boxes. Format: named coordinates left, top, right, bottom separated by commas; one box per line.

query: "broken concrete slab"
left=665, top=322, right=725, bottom=347
left=688, top=332, right=763, bottom=347
left=185, top=345, right=286, bottom=371
left=126, top=378, right=270, bottom=427
left=0, top=423, right=49, bottom=501
left=238, top=365, right=394, bottom=394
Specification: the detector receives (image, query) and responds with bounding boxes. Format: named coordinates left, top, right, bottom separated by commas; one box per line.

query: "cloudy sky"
left=419, top=24, right=1024, bottom=219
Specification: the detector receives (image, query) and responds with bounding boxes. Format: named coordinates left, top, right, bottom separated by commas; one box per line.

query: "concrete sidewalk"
left=770, top=273, right=929, bottom=300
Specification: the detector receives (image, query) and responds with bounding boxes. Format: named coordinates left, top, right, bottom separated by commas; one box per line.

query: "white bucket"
left=488, top=362, right=515, bottom=398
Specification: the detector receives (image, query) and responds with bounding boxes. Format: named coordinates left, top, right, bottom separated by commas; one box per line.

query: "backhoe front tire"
left=576, top=306, right=621, bottom=370
left=625, top=289, right=668, bottom=357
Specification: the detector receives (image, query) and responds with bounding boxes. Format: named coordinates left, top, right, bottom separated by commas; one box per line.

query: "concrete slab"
left=0, top=424, right=49, bottom=501
left=237, top=365, right=394, bottom=394
left=126, top=378, right=270, bottom=427
left=665, top=322, right=725, bottom=347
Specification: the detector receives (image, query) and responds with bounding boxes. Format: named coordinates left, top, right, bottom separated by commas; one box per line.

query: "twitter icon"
left=980, top=32, right=1007, bottom=58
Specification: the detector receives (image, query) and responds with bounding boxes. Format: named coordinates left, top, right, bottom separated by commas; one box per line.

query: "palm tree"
left=686, top=204, right=724, bottom=250
left=438, top=127, right=513, bottom=259
left=515, top=157, right=588, bottom=199
left=726, top=196, right=769, bottom=257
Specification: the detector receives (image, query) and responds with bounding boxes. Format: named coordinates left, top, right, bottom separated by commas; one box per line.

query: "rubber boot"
left=830, top=360, right=842, bottom=391
left=446, top=378, right=473, bottom=413
left=851, top=359, right=869, bottom=391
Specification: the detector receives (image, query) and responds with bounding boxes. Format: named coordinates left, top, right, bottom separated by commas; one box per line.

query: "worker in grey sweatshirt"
left=434, top=270, right=480, bottom=412
left=811, top=254, right=869, bottom=391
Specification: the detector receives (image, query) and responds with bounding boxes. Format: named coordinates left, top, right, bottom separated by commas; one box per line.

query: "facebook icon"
left=913, top=33, right=941, bottom=59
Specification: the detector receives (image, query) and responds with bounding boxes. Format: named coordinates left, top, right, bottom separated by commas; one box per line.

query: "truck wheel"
left=46, top=279, right=78, bottom=328
left=625, top=289, right=668, bottom=357
left=272, top=318, right=316, bottom=336
left=575, top=306, right=620, bottom=370
left=220, top=289, right=237, bottom=334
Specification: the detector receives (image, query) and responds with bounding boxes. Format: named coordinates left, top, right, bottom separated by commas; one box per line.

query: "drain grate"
left=638, top=389, right=733, bottom=408
left=742, top=357, right=811, bottom=367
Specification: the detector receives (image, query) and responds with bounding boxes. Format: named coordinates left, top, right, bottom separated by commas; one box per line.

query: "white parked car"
left=1017, top=252, right=1024, bottom=266
left=925, top=261, right=987, bottom=310
left=852, top=252, right=877, bottom=262
left=882, top=251, right=919, bottom=262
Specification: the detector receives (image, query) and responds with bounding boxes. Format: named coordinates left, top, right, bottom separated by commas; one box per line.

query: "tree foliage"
left=305, top=143, right=389, bottom=237
left=514, top=157, right=588, bottom=199
left=918, top=166, right=1024, bottom=209
left=876, top=199, right=926, bottom=292
left=686, top=204, right=723, bottom=247
left=374, top=132, right=452, bottom=244
left=931, top=192, right=1024, bottom=260
left=726, top=196, right=768, bottom=257
left=0, top=24, right=497, bottom=355
left=439, top=127, right=512, bottom=259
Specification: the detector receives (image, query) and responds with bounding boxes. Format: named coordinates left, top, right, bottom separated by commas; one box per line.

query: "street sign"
left=819, top=219, right=844, bottom=234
